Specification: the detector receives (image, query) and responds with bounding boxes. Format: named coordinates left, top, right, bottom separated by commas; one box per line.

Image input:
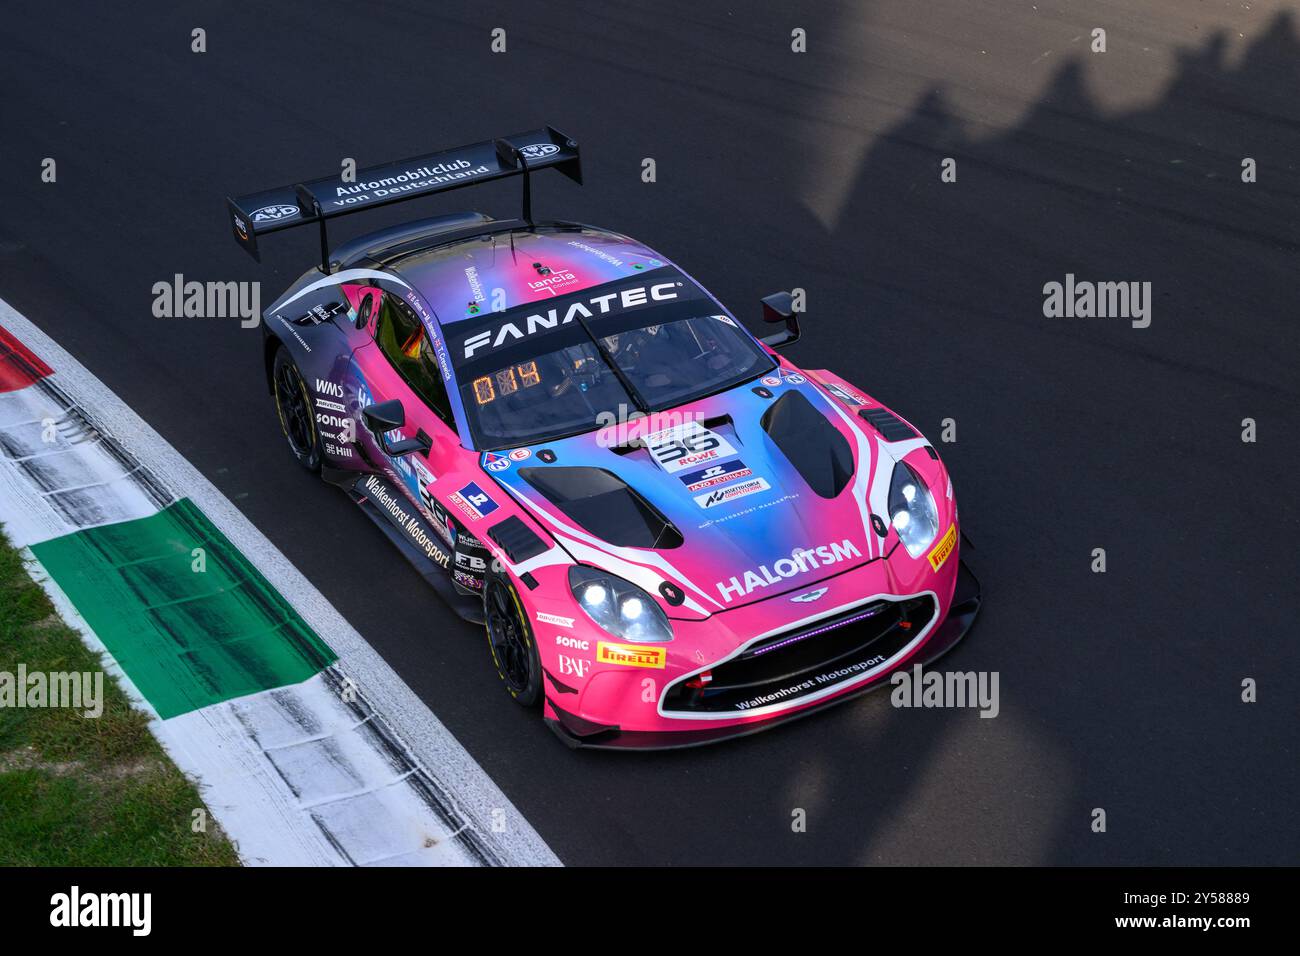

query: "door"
left=364, top=289, right=459, bottom=518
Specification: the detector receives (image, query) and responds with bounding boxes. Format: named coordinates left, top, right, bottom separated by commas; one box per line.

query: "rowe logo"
left=716, top=540, right=861, bottom=603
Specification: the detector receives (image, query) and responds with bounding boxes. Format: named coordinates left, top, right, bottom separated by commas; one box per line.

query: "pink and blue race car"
left=228, top=127, right=980, bottom=748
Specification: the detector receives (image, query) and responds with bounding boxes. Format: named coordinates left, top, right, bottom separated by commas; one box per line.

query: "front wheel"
left=271, top=346, right=321, bottom=472
left=484, top=563, right=542, bottom=706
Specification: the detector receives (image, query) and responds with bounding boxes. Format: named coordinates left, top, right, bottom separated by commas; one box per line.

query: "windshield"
left=447, top=268, right=775, bottom=449
left=596, top=313, right=771, bottom=408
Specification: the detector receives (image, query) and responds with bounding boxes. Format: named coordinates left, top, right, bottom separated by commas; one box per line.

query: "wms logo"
left=50, top=886, right=151, bottom=936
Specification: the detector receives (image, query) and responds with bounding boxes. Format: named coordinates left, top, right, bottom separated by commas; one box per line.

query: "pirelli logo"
left=596, top=642, right=666, bottom=669
left=928, top=524, right=958, bottom=571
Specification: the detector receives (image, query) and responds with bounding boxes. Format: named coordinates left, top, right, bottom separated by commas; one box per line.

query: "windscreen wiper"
left=568, top=312, right=650, bottom=414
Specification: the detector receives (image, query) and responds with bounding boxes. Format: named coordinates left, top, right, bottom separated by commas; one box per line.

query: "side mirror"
left=759, top=291, right=801, bottom=349
left=362, top=399, right=429, bottom=457
left=354, top=293, right=375, bottom=330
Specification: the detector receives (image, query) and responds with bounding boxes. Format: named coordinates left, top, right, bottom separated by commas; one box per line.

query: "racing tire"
left=483, top=561, right=543, bottom=707
left=271, top=346, right=322, bottom=473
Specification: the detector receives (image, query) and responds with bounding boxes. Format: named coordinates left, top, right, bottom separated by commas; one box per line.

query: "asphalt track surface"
left=1, top=1, right=1297, bottom=865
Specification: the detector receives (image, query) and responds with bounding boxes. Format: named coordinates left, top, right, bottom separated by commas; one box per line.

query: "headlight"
left=888, top=461, right=939, bottom=558
left=568, top=567, right=674, bottom=643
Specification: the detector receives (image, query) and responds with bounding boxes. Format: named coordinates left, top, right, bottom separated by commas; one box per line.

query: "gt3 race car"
left=228, top=127, right=980, bottom=748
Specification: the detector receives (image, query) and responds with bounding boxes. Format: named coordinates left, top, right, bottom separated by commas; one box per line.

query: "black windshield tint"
left=595, top=314, right=771, bottom=411
left=458, top=341, right=636, bottom=449
left=447, top=267, right=696, bottom=377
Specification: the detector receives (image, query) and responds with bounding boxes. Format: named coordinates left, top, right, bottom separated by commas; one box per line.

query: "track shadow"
left=597, top=9, right=1300, bottom=866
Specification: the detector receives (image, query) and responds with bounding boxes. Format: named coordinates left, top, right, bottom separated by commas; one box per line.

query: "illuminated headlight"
left=888, top=461, right=939, bottom=558
left=568, top=567, right=674, bottom=643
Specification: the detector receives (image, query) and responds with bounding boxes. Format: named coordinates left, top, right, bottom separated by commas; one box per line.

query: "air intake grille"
left=858, top=407, right=917, bottom=441
left=488, top=516, right=548, bottom=563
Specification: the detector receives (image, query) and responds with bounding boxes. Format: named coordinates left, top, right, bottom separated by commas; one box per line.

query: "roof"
left=387, top=223, right=672, bottom=329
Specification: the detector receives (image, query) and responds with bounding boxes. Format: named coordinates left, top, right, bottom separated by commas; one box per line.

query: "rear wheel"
left=484, top=562, right=542, bottom=706
left=271, top=347, right=321, bottom=472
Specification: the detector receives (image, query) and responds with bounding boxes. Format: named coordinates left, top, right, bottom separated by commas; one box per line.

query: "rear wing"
left=226, top=126, right=581, bottom=269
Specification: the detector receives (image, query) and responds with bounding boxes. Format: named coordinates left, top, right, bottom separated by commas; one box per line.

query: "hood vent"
left=520, top=466, right=683, bottom=549
left=858, top=407, right=917, bottom=441
left=488, top=516, right=549, bottom=563
left=760, top=391, right=854, bottom=499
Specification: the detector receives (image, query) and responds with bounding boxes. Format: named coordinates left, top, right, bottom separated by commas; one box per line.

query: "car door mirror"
left=355, top=293, right=374, bottom=329
left=759, top=291, right=801, bottom=349
left=362, top=399, right=429, bottom=457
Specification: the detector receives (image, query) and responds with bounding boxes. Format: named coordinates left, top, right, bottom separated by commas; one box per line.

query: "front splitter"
left=546, top=559, right=983, bottom=751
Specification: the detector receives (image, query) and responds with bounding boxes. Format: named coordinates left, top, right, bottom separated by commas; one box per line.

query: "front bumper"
left=544, top=558, right=981, bottom=750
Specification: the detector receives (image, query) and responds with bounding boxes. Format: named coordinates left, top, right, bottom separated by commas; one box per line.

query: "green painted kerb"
left=31, top=498, right=336, bottom=719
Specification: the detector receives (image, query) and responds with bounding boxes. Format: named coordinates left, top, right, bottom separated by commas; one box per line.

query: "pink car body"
left=237, top=129, right=979, bottom=748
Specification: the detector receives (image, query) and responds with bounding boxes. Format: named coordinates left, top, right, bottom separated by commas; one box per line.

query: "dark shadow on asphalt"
left=566, top=11, right=1300, bottom=867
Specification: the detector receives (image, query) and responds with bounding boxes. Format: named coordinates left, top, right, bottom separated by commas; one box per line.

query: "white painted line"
left=0, top=297, right=560, bottom=867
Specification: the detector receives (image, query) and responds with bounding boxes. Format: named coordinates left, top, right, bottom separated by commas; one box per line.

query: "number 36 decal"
left=644, top=421, right=737, bottom=474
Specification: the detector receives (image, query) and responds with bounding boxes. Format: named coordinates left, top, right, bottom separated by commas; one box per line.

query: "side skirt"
left=331, top=468, right=485, bottom=624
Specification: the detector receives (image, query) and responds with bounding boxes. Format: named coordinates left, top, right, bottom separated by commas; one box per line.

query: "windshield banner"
left=447, top=267, right=708, bottom=376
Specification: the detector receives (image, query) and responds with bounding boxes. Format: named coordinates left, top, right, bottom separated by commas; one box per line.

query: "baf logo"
left=251, top=203, right=299, bottom=223
left=519, top=143, right=559, bottom=161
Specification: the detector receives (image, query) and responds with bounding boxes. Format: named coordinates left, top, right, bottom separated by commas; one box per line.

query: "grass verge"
left=0, top=530, right=239, bottom=865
